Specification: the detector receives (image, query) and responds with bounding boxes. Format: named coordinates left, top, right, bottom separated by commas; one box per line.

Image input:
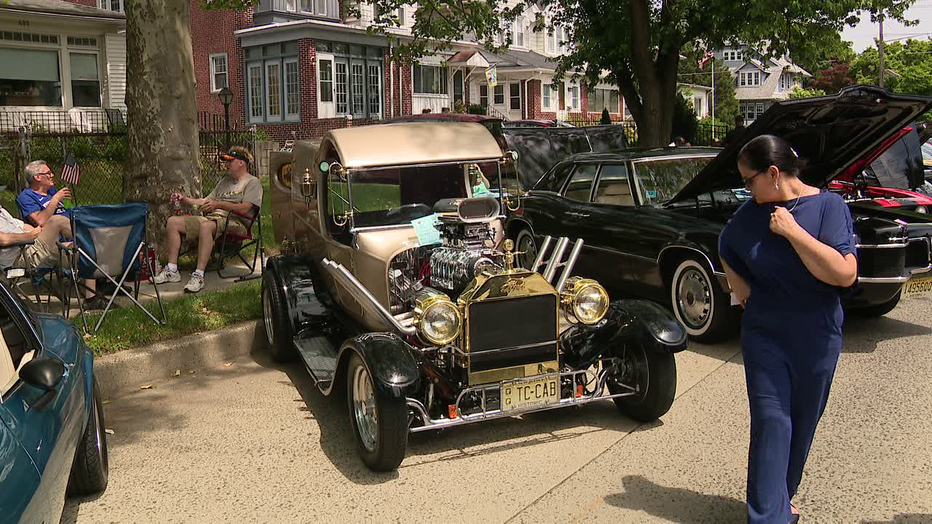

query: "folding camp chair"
left=68, top=203, right=167, bottom=334
left=214, top=206, right=265, bottom=282
left=1, top=240, right=71, bottom=315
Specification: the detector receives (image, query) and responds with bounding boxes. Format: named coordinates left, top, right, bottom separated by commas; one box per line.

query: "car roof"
left=327, top=121, right=503, bottom=169
left=557, top=147, right=722, bottom=163
left=383, top=113, right=503, bottom=124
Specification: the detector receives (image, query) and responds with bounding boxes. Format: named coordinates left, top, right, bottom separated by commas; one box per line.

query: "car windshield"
left=922, top=141, right=932, bottom=163
left=633, top=156, right=715, bottom=206
left=333, top=164, right=470, bottom=228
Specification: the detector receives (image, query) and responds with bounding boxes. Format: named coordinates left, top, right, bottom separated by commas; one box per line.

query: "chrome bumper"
left=407, top=367, right=637, bottom=433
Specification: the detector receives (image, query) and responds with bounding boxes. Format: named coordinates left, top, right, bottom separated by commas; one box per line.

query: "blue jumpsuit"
left=718, top=191, right=857, bottom=524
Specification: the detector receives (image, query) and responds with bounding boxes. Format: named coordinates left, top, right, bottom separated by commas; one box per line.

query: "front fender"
left=561, top=299, right=688, bottom=369
left=339, top=333, right=421, bottom=399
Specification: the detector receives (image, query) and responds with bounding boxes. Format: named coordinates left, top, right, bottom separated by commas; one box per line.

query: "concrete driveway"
left=63, top=297, right=932, bottom=523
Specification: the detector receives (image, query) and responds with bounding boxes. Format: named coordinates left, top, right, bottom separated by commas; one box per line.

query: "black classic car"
left=506, top=86, right=932, bottom=342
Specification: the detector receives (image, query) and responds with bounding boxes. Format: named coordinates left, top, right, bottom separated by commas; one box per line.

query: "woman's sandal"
left=789, top=503, right=800, bottom=523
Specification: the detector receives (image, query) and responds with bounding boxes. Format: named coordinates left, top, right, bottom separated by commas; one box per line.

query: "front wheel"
left=850, top=290, right=901, bottom=318
left=513, top=228, right=538, bottom=270
left=669, top=258, right=736, bottom=343
left=608, top=343, right=677, bottom=422
left=68, top=378, right=109, bottom=496
left=262, top=269, right=296, bottom=362
left=346, top=353, right=408, bottom=471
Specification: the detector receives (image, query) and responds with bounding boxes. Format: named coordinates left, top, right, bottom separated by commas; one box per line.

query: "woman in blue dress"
left=718, top=135, right=858, bottom=524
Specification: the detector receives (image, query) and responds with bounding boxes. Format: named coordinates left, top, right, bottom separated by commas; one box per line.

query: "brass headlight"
left=414, top=291, right=462, bottom=345
left=561, top=277, right=610, bottom=325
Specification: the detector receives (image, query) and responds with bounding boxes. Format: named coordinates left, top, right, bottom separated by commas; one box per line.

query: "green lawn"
left=76, top=279, right=262, bottom=355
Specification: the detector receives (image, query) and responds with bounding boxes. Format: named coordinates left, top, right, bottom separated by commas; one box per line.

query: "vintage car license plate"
left=902, top=277, right=932, bottom=299
left=501, top=374, right=559, bottom=412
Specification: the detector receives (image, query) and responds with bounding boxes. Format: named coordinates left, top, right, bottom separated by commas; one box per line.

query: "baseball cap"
left=219, top=148, right=251, bottom=163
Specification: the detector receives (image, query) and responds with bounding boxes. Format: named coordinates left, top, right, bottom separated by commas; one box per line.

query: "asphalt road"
left=64, top=296, right=932, bottom=523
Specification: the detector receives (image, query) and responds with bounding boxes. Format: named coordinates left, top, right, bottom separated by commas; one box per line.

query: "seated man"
left=152, top=146, right=263, bottom=293
left=17, top=160, right=71, bottom=226
left=0, top=208, right=105, bottom=310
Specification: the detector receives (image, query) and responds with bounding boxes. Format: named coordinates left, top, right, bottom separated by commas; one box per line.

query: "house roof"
left=0, top=0, right=125, bottom=20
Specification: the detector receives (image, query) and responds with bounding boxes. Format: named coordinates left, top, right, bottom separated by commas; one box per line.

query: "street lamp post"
left=218, top=86, right=234, bottom=150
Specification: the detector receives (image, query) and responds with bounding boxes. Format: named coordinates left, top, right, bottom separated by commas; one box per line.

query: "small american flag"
left=699, top=50, right=715, bottom=68
left=61, top=153, right=81, bottom=185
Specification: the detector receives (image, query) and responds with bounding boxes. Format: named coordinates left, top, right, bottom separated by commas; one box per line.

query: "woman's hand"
left=722, top=259, right=751, bottom=309
left=770, top=206, right=803, bottom=240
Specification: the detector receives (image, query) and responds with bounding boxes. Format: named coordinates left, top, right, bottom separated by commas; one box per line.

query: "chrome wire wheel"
left=352, top=365, right=379, bottom=453
left=262, top=285, right=274, bottom=347
left=676, top=265, right=712, bottom=330
left=515, top=229, right=537, bottom=269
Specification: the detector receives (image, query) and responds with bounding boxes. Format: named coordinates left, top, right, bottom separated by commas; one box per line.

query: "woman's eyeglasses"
left=742, top=170, right=766, bottom=188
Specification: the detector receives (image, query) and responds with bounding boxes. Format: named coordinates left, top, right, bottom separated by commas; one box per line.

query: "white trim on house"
left=209, top=52, right=229, bottom=93
left=317, top=52, right=336, bottom=118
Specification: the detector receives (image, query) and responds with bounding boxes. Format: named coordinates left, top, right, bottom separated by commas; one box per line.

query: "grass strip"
left=76, top=279, right=262, bottom=356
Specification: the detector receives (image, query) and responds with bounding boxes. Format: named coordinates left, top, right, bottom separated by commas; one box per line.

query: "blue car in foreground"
left=0, top=283, right=108, bottom=522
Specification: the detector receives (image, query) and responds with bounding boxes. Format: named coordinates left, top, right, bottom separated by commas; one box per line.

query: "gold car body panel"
left=328, top=122, right=503, bottom=169
left=457, top=270, right=560, bottom=385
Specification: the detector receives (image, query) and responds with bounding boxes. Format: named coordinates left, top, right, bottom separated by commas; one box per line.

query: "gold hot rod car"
left=264, top=121, right=688, bottom=471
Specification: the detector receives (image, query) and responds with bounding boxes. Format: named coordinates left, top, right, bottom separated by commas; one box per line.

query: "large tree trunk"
left=124, top=0, right=201, bottom=255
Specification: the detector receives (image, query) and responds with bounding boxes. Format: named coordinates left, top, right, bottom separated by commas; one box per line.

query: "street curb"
left=93, top=320, right=265, bottom=399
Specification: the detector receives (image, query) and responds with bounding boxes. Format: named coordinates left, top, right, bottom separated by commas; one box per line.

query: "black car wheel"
left=68, top=377, right=109, bottom=496
left=346, top=353, right=408, bottom=471
left=262, top=269, right=296, bottom=362
left=608, top=343, right=676, bottom=422
left=514, top=228, right=538, bottom=269
left=669, top=258, right=735, bottom=343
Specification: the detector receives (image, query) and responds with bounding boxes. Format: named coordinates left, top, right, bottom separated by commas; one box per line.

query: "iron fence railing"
left=0, top=109, right=125, bottom=133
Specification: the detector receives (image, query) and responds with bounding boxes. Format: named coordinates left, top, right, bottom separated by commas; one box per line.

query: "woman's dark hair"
left=737, top=134, right=802, bottom=177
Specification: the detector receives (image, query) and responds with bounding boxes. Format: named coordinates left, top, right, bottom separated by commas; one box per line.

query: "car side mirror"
left=19, top=357, right=64, bottom=391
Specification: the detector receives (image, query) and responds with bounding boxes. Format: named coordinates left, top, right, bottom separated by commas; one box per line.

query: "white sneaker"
left=152, top=267, right=181, bottom=284
left=184, top=273, right=205, bottom=293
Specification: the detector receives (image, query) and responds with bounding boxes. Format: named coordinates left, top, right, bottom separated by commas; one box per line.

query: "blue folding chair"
left=68, top=203, right=167, bottom=333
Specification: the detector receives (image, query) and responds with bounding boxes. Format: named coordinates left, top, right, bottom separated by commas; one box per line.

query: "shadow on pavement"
left=842, top=315, right=932, bottom=354
left=861, top=515, right=932, bottom=524
left=605, top=475, right=746, bottom=524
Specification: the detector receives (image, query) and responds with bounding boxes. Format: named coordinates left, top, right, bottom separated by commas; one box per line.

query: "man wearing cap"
left=152, top=146, right=263, bottom=293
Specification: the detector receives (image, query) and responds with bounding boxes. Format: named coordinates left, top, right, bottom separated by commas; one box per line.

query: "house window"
left=248, top=64, right=263, bottom=120
left=210, top=53, right=228, bottom=93
left=542, top=83, right=551, bottom=109
left=284, top=58, right=300, bottom=117
left=756, top=102, right=765, bottom=119
left=367, top=63, right=381, bottom=116
left=479, top=84, right=488, bottom=106
left=514, top=17, right=525, bottom=47
left=319, top=59, right=333, bottom=102
left=70, top=52, right=100, bottom=107
left=452, top=70, right=464, bottom=104
left=97, top=0, right=124, bottom=12
left=493, top=84, right=504, bottom=105
left=546, top=29, right=555, bottom=54
left=556, top=26, right=566, bottom=53
left=414, top=64, right=447, bottom=94
left=397, top=7, right=405, bottom=25
left=509, top=83, right=520, bottom=110
left=0, top=48, right=62, bottom=107
left=569, top=85, right=579, bottom=109
left=335, top=62, right=348, bottom=114
left=590, top=88, right=619, bottom=113
left=266, top=61, right=282, bottom=118
left=693, top=96, right=703, bottom=116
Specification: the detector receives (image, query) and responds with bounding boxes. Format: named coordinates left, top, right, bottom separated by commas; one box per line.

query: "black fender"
left=561, top=299, right=688, bottom=370
left=336, top=333, right=421, bottom=399
left=266, top=255, right=333, bottom=335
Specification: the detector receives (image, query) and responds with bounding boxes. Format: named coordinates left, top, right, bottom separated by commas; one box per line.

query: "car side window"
left=537, top=162, right=574, bottom=192
left=593, top=164, right=634, bottom=206
left=0, top=302, right=31, bottom=399
left=563, top=164, right=599, bottom=202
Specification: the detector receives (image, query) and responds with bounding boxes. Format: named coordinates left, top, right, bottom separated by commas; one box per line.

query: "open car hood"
left=671, top=86, right=932, bottom=203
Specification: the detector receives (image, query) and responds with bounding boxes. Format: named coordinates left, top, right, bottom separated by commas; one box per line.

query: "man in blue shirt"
left=17, top=160, right=71, bottom=226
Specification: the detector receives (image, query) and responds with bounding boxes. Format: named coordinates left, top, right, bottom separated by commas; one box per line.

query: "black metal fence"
left=560, top=118, right=730, bottom=147
left=0, top=124, right=256, bottom=213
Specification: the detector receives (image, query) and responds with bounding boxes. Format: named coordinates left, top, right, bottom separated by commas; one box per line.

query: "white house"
left=717, top=46, right=810, bottom=123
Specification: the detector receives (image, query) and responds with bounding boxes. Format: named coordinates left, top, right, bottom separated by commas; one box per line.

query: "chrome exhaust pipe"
left=542, top=237, right=569, bottom=283
left=321, top=259, right=417, bottom=336
left=555, top=239, right=584, bottom=292
left=531, top=235, right=553, bottom=272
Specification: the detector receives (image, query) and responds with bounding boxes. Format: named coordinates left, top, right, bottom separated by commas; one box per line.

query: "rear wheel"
left=69, top=378, right=109, bottom=496
left=346, top=353, right=408, bottom=471
left=608, top=343, right=677, bottom=422
left=669, top=258, right=735, bottom=343
left=262, top=269, right=296, bottom=362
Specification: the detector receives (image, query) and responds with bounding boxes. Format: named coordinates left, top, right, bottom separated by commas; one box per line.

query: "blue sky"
left=841, top=1, right=932, bottom=52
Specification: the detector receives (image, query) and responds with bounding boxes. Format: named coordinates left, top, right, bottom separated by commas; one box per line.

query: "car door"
left=0, top=294, right=84, bottom=524
left=583, top=162, right=638, bottom=290
left=548, top=163, right=613, bottom=281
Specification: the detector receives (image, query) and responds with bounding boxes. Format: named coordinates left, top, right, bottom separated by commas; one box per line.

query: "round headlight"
left=418, top=299, right=462, bottom=345
left=562, top=278, right=610, bottom=325
left=915, top=205, right=927, bottom=214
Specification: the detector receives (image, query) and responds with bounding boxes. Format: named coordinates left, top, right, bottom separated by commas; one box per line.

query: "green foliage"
left=671, top=92, right=699, bottom=144
left=468, top=104, right=488, bottom=115
left=851, top=39, right=932, bottom=96
left=678, top=47, right=740, bottom=125
left=792, top=33, right=856, bottom=74
left=699, top=116, right=729, bottom=127
left=808, top=60, right=856, bottom=94
left=788, top=86, right=828, bottom=99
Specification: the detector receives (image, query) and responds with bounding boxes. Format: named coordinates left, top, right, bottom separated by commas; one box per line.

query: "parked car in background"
left=506, top=86, right=932, bottom=342
left=503, top=119, right=575, bottom=128
left=0, top=284, right=108, bottom=522
left=264, top=121, right=688, bottom=471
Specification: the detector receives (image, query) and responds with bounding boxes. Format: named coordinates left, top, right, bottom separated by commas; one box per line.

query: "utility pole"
left=878, top=10, right=885, bottom=88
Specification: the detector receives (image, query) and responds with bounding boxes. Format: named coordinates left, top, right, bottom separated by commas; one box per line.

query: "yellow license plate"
left=902, top=277, right=932, bottom=299
left=501, top=374, right=559, bottom=412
